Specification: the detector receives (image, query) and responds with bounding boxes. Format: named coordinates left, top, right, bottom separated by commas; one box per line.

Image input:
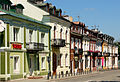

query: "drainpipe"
left=47, top=28, right=51, bottom=80
left=49, top=29, right=51, bottom=74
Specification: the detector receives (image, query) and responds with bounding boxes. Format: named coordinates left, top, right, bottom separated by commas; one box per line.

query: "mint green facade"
left=0, top=7, right=51, bottom=81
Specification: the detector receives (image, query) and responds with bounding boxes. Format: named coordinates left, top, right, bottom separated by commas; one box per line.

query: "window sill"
left=41, top=68, right=46, bottom=70
left=10, top=41, right=23, bottom=44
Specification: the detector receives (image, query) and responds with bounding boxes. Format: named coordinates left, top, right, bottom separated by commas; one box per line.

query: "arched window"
left=66, top=30, right=68, bottom=43
left=54, top=26, right=56, bottom=39
left=65, top=54, right=68, bottom=66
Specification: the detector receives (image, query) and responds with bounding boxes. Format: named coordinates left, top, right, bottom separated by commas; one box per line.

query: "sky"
left=45, top=0, right=120, bottom=41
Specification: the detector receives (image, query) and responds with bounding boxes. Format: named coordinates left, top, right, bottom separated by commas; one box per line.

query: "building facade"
left=70, top=22, right=84, bottom=73
left=0, top=0, right=51, bottom=80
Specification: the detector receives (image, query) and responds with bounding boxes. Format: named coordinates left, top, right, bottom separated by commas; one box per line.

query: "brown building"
left=70, top=22, right=85, bottom=73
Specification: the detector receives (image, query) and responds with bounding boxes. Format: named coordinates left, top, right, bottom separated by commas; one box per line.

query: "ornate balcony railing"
left=51, top=39, right=65, bottom=47
left=26, top=42, right=44, bottom=51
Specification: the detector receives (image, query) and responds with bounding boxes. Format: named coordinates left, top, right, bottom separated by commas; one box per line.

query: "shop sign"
left=12, top=44, right=22, bottom=49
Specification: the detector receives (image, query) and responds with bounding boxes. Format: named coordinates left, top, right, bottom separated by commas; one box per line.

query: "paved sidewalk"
left=6, top=69, right=120, bottom=82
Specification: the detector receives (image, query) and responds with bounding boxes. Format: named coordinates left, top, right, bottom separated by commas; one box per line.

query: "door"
left=29, top=55, right=34, bottom=76
left=53, top=53, right=57, bottom=75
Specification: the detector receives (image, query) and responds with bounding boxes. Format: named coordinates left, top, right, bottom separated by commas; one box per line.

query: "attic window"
left=1, top=0, right=12, bottom=10
left=16, top=4, right=24, bottom=14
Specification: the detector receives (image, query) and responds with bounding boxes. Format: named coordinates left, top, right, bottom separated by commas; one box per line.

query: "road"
left=10, top=70, right=120, bottom=82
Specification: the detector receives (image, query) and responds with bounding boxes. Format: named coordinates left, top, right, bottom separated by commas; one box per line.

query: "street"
left=10, top=70, right=120, bottom=82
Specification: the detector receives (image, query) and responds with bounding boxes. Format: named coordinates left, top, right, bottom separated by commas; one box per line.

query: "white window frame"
left=13, top=27, right=20, bottom=42
left=41, top=56, right=46, bottom=69
left=13, top=55, right=20, bottom=74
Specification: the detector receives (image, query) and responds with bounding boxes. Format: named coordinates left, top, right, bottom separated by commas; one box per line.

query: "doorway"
left=29, top=55, right=34, bottom=76
left=53, top=53, right=57, bottom=75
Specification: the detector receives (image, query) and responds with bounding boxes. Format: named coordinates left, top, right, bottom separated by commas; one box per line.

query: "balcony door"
left=53, top=53, right=57, bottom=75
left=29, top=55, right=34, bottom=76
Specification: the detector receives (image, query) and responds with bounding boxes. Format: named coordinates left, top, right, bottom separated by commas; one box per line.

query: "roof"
left=16, top=4, right=24, bottom=9
left=0, top=0, right=12, bottom=5
left=72, top=21, right=85, bottom=27
left=0, top=8, right=51, bottom=28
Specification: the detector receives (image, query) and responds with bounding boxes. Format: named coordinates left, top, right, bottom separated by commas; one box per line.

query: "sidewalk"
left=7, top=69, right=119, bottom=82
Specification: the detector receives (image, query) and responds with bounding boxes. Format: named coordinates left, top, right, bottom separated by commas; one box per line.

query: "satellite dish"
left=0, top=20, right=6, bottom=32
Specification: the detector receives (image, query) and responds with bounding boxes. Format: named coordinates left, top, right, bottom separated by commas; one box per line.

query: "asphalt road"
left=10, top=70, right=120, bottom=82
left=50, top=70, right=120, bottom=82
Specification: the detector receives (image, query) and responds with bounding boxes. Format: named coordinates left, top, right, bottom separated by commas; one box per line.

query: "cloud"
left=84, top=8, right=96, bottom=11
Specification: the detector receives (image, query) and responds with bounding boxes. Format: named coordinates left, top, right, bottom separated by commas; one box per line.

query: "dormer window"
left=1, top=0, right=12, bottom=10
left=59, top=12, right=61, bottom=16
left=16, top=4, right=24, bottom=14
left=53, top=9, right=55, bottom=14
left=56, top=9, right=62, bottom=17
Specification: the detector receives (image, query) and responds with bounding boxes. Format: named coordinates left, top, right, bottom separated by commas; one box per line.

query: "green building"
left=0, top=0, right=51, bottom=81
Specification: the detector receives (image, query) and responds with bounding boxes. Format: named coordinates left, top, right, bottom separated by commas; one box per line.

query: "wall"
left=10, top=0, right=49, bottom=21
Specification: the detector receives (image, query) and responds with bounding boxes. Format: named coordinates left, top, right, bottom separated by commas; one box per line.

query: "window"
left=98, top=58, right=101, bottom=66
left=74, top=26, right=76, bottom=31
left=60, top=28, right=62, bottom=39
left=53, top=9, right=55, bottom=14
left=14, top=56, right=20, bottom=73
left=41, top=57, right=46, bottom=69
left=60, top=54, right=63, bottom=66
left=79, top=28, right=81, bottom=34
left=41, top=33, right=45, bottom=43
left=58, top=55, right=60, bottom=66
left=79, top=39, right=81, bottom=48
left=13, top=27, right=19, bottom=42
left=75, top=38, right=78, bottom=48
left=65, top=54, right=68, bottom=66
left=2, top=4, right=10, bottom=10
left=54, top=26, right=56, bottom=39
left=29, top=30, right=33, bottom=42
left=59, top=12, right=61, bottom=16
left=71, top=38, right=74, bottom=49
left=16, top=8, right=23, bottom=14
left=66, top=30, right=68, bottom=43
left=85, top=56, right=88, bottom=68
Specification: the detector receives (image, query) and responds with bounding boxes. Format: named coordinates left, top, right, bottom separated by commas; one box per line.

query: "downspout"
left=81, top=26, right=83, bottom=71
left=70, top=24, right=72, bottom=73
left=49, top=28, right=51, bottom=75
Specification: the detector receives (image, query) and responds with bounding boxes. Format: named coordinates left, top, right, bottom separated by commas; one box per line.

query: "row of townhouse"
left=0, top=0, right=118, bottom=81
left=70, top=22, right=118, bottom=74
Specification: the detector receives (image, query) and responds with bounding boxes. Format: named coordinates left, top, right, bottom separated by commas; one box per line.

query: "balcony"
left=51, top=39, right=65, bottom=47
left=26, top=42, right=44, bottom=51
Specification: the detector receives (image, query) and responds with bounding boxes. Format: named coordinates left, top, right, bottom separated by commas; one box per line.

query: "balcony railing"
left=51, top=39, right=65, bottom=47
left=26, top=42, right=44, bottom=51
